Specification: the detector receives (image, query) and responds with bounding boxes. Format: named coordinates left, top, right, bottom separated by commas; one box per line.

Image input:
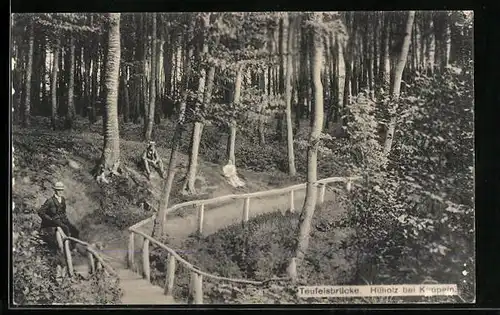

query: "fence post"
left=143, top=238, right=151, bottom=282
left=197, top=203, right=205, bottom=234
left=128, top=232, right=135, bottom=271
left=63, top=239, right=74, bottom=277
left=190, top=272, right=203, bottom=304
left=164, top=254, right=176, bottom=296
left=289, top=190, right=295, bottom=213
left=287, top=257, right=297, bottom=283
left=55, top=229, right=64, bottom=252
left=319, top=184, right=326, bottom=204
left=87, top=251, right=95, bottom=274
left=243, top=197, right=250, bottom=224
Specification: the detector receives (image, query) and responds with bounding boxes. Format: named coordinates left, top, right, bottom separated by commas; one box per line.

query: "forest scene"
left=11, top=11, right=474, bottom=305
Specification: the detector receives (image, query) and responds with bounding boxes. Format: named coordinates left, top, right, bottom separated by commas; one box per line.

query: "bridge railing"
left=127, top=175, right=361, bottom=304
left=54, top=227, right=116, bottom=278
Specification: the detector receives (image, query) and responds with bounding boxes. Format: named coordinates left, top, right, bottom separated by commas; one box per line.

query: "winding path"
left=80, top=184, right=340, bottom=304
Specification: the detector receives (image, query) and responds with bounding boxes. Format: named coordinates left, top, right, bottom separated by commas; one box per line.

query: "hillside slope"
left=12, top=118, right=304, bottom=266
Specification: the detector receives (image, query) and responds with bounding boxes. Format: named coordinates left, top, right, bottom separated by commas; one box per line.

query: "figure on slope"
left=222, top=160, right=245, bottom=188
left=142, top=141, right=165, bottom=180
left=38, top=181, right=81, bottom=252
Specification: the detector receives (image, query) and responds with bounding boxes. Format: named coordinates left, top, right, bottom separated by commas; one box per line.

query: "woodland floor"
left=12, top=116, right=321, bottom=270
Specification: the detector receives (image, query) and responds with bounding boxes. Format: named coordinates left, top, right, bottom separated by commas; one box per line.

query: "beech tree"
left=383, top=11, right=416, bottom=160
left=97, top=13, right=122, bottom=181
left=289, top=12, right=325, bottom=278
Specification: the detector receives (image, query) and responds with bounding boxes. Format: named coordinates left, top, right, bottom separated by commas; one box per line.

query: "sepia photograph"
left=11, top=11, right=474, bottom=305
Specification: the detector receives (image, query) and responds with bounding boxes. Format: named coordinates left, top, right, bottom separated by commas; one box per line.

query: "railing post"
left=143, top=238, right=151, bottom=282
left=346, top=180, right=352, bottom=192
left=63, top=239, right=74, bottom=277
left=55, top=229, right=64, bottom=252
left=190, top=272, right=203, bottom=304
left=319, top=184, right=326, bottom=204
left=289, top=190, right=295, bottom=213
left=88, top=251, right=95, bottom=274
left=243, top=197, right=250, bottom=224
left=287, top=257, right=298, bottom=283
left=128, top=232, right=135, bottom=271
left=164, top=254, right=176, bottom=296
left=197, top=203, right=205, bottom=234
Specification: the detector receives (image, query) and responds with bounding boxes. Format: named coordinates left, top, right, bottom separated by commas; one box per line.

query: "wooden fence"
left=127, top=175, right=361, bottom=304
left=54, top=227, right=116, bottom=278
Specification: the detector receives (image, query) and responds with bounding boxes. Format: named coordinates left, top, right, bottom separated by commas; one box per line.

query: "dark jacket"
left=38, top=196, right=71, bottom=229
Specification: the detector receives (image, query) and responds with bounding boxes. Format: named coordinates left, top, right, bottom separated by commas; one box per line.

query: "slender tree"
left=288, top=12, right=324, bottom=279
left=145, top=13, right=157, bottom=141
left=51, top=37, right=60, bottom=131
left=184, top=13, right=213, bottom=194
left=65, top=33, right=76, bottom=129
left=284, top=13, right=297, bottom=176
left=154, top=18, right=195, bottom=237
left=22, top=19, right=34, bottom=127
left=97, top=13, right=122, bottom=181
left=383, top=11, right=416, bottom=160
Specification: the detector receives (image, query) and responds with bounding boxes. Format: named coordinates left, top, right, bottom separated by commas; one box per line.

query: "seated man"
left=142, top=141, right=165, bottom=179
left=38, top=181, right=80, bottom=252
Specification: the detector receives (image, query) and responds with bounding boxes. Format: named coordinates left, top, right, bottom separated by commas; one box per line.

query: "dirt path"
left=136, top=188, right=337, bottom=247
left=92, top=187, right=338, bottom=269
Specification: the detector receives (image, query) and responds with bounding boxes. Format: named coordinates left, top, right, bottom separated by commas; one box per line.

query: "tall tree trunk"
left=381, top=13, right=391, bottom=91
left=284, top=14, right=296, bottom=176
left=337, top=34, right=346, bottom=123
left=185, top=65, right=215, bottom=193
left=228, top=64, right=243, bottom=165
left=98, top=13, right=122, bottom=179
left=163, top=32, right=173, bottom=101
left=154, top=26, right=194, bottom=238
left=289, top=13, right=324, bottom=279
left=184, top=14, right=211, bottom=194
left=258, top=70, right=267, bottom=144
left=31, top=31, right=42, bottom=117
left=23, top=20, right=34, bottom=127
left=415, top=17, right=422, bottom=72
left=51, top=38, right=60, bottom=131
left=444, top=14, right=451, bottom=68
left=65, top=34, right=76, bottom=129
left=383, top=11, right=416, bottom=160
left=426, top=14, right=436, bottom=75
left=145, top=13, right=157, bottom=141
left=90, top=29, right=99, bottom=124
left=276, top=16, right=287, bottom=141
left=121, top=64, right=130, bottom=123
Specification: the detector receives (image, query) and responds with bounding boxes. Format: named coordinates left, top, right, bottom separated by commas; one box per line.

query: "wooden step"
left=117, top=268, right=179, bottom=305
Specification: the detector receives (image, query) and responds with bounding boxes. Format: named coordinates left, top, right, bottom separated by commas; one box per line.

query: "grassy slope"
left=12, top=116, right=306, bottom=267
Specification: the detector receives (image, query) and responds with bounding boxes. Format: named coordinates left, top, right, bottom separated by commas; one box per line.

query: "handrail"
left=126, top=175, right=361, bottom=303
left=132, top=175, right=361, bottom=231
left=130, top=227, right=289, bottom=285
left=55, top=227, right=117, bottom=277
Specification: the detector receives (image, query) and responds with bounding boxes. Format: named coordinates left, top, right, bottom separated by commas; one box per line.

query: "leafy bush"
left=93, top=176, right=154, bottom=229
left=340, top=66, right=474, bottom=302
left=149, top=203, right=354, bottom=303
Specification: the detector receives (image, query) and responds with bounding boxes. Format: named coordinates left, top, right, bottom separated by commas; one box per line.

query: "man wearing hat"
left=38, top=181, right=80, bottom=251
left=142, top=141, right=165, bottom=180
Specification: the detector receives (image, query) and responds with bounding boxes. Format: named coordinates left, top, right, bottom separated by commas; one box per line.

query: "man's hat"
left=53, top=181, right=65, bottom=191
left=149, top=141, right=155, bottom=145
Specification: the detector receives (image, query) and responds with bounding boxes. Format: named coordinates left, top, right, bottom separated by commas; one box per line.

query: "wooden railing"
left=55, top=227, right=116, bottom=278
left=127, top=175, right=361, bottom=304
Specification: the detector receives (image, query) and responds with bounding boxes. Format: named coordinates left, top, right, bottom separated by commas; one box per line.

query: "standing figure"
left=142, top=141, right=165, bottom=180
left=38, top=181, right=80, bottom=251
